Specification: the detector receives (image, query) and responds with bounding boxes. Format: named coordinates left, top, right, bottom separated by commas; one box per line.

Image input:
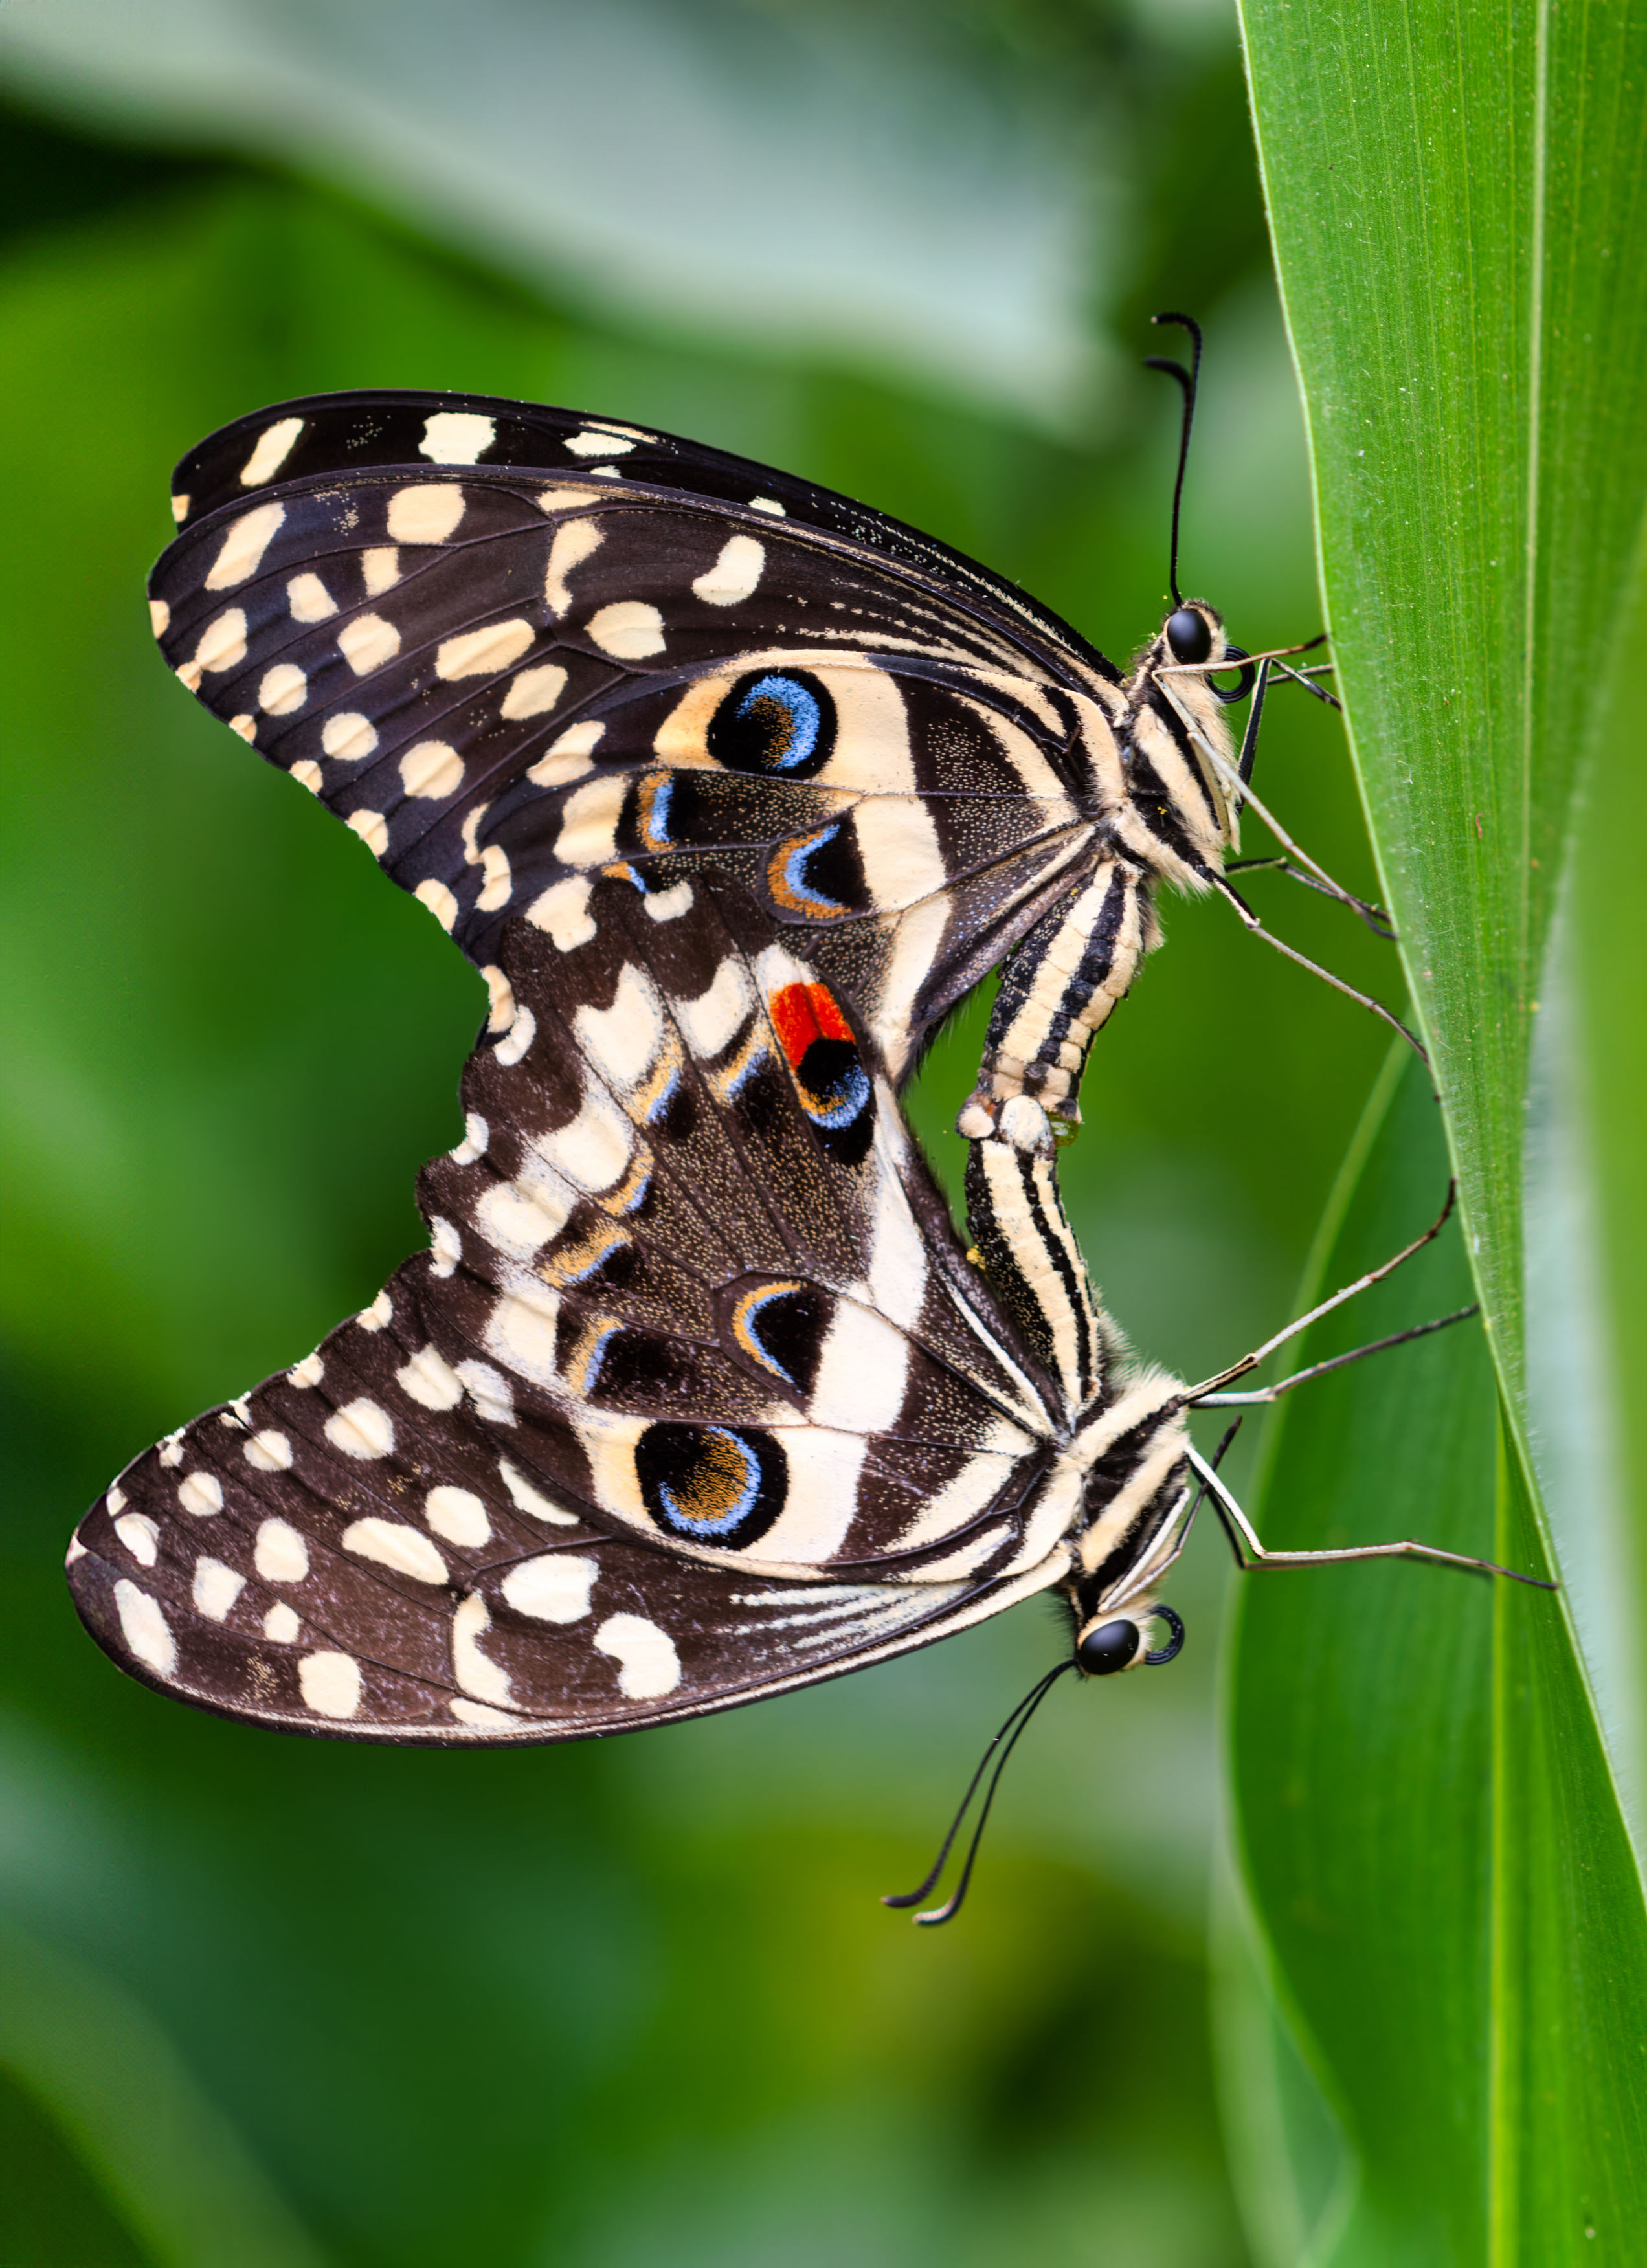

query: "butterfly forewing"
left=67, top=873, right=1078, bottom=1741
left=150, top=394, right=1136, bottom=1078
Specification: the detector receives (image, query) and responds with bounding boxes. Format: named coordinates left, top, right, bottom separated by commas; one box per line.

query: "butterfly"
left=67, top=865, right=1206, bottom=1742
left=146, top=329, right=1316, bottom=1151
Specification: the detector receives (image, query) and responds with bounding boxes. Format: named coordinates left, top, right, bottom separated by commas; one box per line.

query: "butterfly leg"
left=956, top=856, right=1155, bottom=1141
left=1184, top=1443, right=1556, bottom=1590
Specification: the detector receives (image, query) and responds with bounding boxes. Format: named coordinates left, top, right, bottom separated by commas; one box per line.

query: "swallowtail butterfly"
left=69, top=865, right=1209, bottom=1740
left=140, top=364, right=1294, bottom=1148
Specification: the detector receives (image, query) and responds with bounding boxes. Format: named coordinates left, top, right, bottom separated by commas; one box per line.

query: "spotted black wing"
left=150, top=391, right=1130, bottom=1080
left=67, top=873, right=1079, bottom=1742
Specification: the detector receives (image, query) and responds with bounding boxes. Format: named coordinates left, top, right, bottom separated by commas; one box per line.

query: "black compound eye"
left=1077, top=1618, right=1141, bottom=1678
left=1165, top=607, right=1213, bottom=665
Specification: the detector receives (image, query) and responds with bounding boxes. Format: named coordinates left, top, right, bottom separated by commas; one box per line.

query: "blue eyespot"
left=635, top=1423, right=789, bottom=1548
left=708, top=670, right=836, bottom=780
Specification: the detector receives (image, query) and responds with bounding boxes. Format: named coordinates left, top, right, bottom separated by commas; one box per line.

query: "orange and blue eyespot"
left=770, top=980, right=873, bottom=1161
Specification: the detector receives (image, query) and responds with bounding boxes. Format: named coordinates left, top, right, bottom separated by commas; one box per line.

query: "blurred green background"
left=0, top=5, right=1401, bottom=2262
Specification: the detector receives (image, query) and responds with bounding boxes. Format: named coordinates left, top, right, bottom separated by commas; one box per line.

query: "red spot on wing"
left=770, top=981, right=855, bottom=1069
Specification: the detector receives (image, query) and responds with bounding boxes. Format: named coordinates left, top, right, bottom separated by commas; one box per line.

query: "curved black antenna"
left=1144, top=311, right=1204, bottom=608
left=882, top=1659, right=1075, bottom=1926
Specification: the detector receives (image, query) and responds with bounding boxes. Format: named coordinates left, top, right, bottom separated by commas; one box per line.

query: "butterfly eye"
left=708, top=669, right=836, bottom=779
left=1165, top=607, right=1214, bottom=664
left=1076, top=1617, right=1143, bottom=1676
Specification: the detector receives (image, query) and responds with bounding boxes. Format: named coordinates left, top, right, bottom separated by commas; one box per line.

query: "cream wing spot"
left=452, top=1593, right=512, bottom=1702
left=358, top=1289, right=393, bottom=1331
left=325, top=1399, right=395, bottom=1460
left=341, top=1518, right=448, bottom=1584
left=494, top=1004, right=536, bottom=1069
left=526, top=875, right=598, bottom=950
left=574, top=961, right=665, bottom=1090
left=456, top=1359, right=515, bottom=1427
left=749, top=496, right=787, bottom=515
left=229, top=715, right=256, bottom=742
left=565, top=428, right=637, bottom=456
left=258, top=663, right=308, bottom=715
left=171, top=495, right=190, bottom=524
left=114, top=1513, right=159, bottom=1566
left=500, top=663, right=568, bottom=721
left=396, top=1344, right=463, bottom=1410
left=321, top=712, right=378, bottom=761
left=245, top=1429, right=293, bottom=1473
left=287, top=572, right=337, bottom=622
left=346, top=810, right=390, bottom=857
left=289, top=1352, right=324, bottom=1388
left=114, top=1581, right=176, bottom=1676
left=414, top=878, right=459, bottom=931
left=430, top=1218, right=462, bottom=1278
left=644, top=881, right=694, bottom=922
left=673, top=959, right=755, bottom=1058
left=193, top=608, right=248, bottom=676
left=436, top=619, right=535, bottom=680
left=555, top=774, right=627, bottom=866
left=106, top=1486, right=127, bottom=1515
left=299, top=1651, right=361, bottom=1719
left=263, top=1602, right=300, bottom=1643
left=691, top=535, right=765, bottom=606
left=399, top=740, right=464, bottom=798
left=193, top=1557, right=245, bottom=1620
left=205, top=501, right=286, bottom=589
left=483, top=964, right=514, bottom=1027
left=451, top=1112, right=489, bottom=1164
left=337, top=614, right=401, bottom=675
left=425, top=1487, right=491, bottom=1546
left=475, top=1179, right=571, bottom=1263
left=148, top=598, right=170, bottom=634
left=594, top=1613, right=681, bottom=1699
left=178, top=1472, right=223, bottom=1517
left=501, top=1554, right=598, bottom=1623
left=361, top=546, right=400, bottom=595
left=475, top=844, right=513, bottom=911
left=449, top=1698, right=522, bottom=1729
left=498, top=1457, right=579, bottom=1526
left=585, top=601, right=665, bottom=659
left=419, top=412, right=495, bottom=465
left=387, top=484, right=465, bottom=543
left=544, top=518, right=604, bottom=614
left=239, top=417, right=304, bottom=486
left=254, top=1518, right=309, bottom=1583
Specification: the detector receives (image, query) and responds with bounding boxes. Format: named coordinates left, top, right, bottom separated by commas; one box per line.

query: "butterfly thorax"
left=957, top=600, right=1242, bottom=1140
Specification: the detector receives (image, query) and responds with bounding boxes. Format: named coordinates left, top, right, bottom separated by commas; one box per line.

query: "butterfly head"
left=1113, top=599, right=1253, bottom=874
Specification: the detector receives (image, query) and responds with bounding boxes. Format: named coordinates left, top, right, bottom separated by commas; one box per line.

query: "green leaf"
left=1237, top=0, right=1647, bottom=1408
left=1224, top=3, right=1647, bottom=2254
left=1225, top=1052, right=1647, bottom=2263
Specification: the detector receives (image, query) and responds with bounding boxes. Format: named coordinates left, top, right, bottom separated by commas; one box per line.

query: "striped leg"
left=963, top=1096, right=1123, bottom=1418
left=955, top=859, right=1158, bottom=1140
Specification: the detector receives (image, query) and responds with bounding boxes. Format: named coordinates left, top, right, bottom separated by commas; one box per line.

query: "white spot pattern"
left=501, top=1554, right=599, bottom=1624
left=115, top=1581, right=176, bottom=1676
left=500, top=663, right=568, bottom=720
left=419, top=412, right=495, bottom=464
left=400, top=740, right=464, bottom=798
left=691, top=535, right=765, bottom=606
left=287, top=572, right=336, bottom=621
left=193, top=1557, right=245, bottom=1620
left=114, top=1513, right=159, bottom=1566
left=337, top=614, right=401, bottom=674
left=322, top=712, right=378, bottom=761
left=205, top=502, right=286, bottom=589
left=585, top=601, right=666, bottom=659
left=255, top=1518, right=309, bottom=1583
left=436, top=619, right=535, bottom=680
left=387, top=484, right=465, bottom=543
left=300, top=1651, right=362, bottom=1718
left=341, top=1518, right=448, bottom=1585
left=178, top=1472, right=223, bottom=1517
left=594, top=1613, right=681, bottom=1698
left=324, top=1399, right=395, bottom=1460
left=245, top=1430, right=293, bottom=1472
left=239, top=417, right=304, bottom=487
left=425, top=1487, right=491, bottom=1546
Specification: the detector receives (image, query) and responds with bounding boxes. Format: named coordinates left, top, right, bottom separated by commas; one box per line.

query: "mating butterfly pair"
left=68, top=372, right=1532, bottom=1770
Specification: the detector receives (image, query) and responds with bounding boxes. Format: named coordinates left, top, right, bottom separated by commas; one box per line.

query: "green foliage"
left=1228, top=2, right=1647, bottom=2258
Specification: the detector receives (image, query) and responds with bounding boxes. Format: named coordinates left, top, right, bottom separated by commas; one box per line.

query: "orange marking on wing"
left=770, top=981, right=854, bottom=1069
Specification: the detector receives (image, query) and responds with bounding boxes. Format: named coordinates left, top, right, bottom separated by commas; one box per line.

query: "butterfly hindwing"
left=150, top=392, right=1138, bottom=1079
left=66, top=873, right=1079, bottom=1741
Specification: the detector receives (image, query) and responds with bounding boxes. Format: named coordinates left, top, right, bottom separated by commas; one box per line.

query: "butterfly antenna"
left=883, top=1660, right=1076, bottom=1927
left=1144, top=311, right=1204, bottom=609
